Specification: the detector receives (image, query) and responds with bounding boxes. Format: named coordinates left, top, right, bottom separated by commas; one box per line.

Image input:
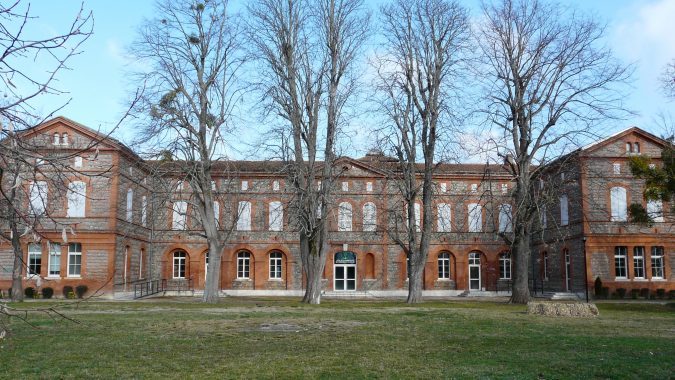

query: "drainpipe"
left=583, top=236, right=589, bottom=303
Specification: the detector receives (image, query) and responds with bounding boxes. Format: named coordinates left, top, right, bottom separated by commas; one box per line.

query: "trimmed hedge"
left=75, top=285, right=88, bottom=299
left=42, top=287, right=54, bottom=299
left=63, top=285, right=75, bottom=299
left=24, top=287, right=35, bottom=298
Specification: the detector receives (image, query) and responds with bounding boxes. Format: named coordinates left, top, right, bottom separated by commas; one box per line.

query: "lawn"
left=1, top=298, right=673, bottom=379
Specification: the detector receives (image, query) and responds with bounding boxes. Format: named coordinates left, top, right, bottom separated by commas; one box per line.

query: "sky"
left=5, top=0, right=675, bottom=160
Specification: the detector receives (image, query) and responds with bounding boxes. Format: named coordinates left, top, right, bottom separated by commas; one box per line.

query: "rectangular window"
left=29, top=181, right=48, bottom=215
left=269, top=201, right=283, bottom=231
left=272, top=180, right=280, bottom=191
left=498, top=204, right=512, bottom=233
left=68, top=243, right=82, bottom=277
left=468, top=203, right=482, bottom=232
left=74, top=156, right=83, bottom=168
left=67, top=181, right=86, bottom=218
left=437, top=203, right=451, bottom=232
left=610, top=187, right=627, bottom=222
left=237, top=201, right=252, bottom=231
left=48, top=243, right=61, bottom=277
left=28, top=243, right=42, bottom=275
left=172, top=201, right=187, bottom=230
left=126, top=188, right=133, bottom=222
left=614, top=246, right=627, bottom=279
left=342, top=181, right=349, bottom=191
left=613, top=163, right=621, bottom=174
left=241, top=180, right=248, bottom=191
left=367, top=182, right=373, bottom=192
left=238, top=254, right=250, bottom=279
left=440, top=182, right=447, bottom=193
left=647, top=200, right=663, bottom=222
left=501, top=183, right=508, bottom=194
left=540, top=209, right=547, bottom=229
left=269, top=253, right=282, bottom=279
left=141, top=196, right=147, bottom=227
left=560, top=195, right=569, bottom=226
left=651, top=246, right=664, bottom=279
left=470, top=183, right=478, bottom=193
left=633, top=246, right=645, bottom=279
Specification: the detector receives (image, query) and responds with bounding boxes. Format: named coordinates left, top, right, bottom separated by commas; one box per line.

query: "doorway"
left=468, top=252, right=481, bottom=290
left=334, top=251, right=356, bottom=291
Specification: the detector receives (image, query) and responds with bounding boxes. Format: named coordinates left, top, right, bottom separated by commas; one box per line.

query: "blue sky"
left=7, top=0, right=675, bottom=158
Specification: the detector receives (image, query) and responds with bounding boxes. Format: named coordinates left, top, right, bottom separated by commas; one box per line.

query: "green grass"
left=1, top=298, right=673, bottom=379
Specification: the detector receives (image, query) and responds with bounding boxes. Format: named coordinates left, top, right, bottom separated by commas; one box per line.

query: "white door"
left=334, top=251, right=357, bottom=291
left=564, top=250, right=571, bottom=291
left=469, top=252, right=481, bottom=290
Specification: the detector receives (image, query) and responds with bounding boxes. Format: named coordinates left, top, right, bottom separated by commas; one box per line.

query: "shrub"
left=655, top=289, right=666, bottom=299
left=669, top=290, right=675, bottom=300
left=601, top=287, right=610, bottom=299
left=42, top=287, right=54, bottom=299
left=24, top=287, right=35, bottom=298
left=616, top=288, right=627, bottom=298
left=63, top=285, right=74, bottom=298
left=640, top=288, right=650, bottom=299
left=0, top=290, right=3, bottom=299
left=594, top=277, right=602, bottom=297
left=75, top=285, right=88, bottom=299
left=630, top=289, right=639, bottom=299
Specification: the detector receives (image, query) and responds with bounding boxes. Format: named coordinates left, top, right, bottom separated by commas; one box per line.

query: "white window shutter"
left=269, top=201, right=283, bottom=231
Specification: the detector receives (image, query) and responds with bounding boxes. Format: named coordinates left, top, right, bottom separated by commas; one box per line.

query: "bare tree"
left=248, top=0, right=369, bottom=304
left=128, top=0, right=244, bottom=303
left=476, top=0, right=631, bottom=304
left=662, top=59, right=675, bottom=99
left=373, top=0, right=469, bottom=303
left=0, top=1, right=93, bottom=301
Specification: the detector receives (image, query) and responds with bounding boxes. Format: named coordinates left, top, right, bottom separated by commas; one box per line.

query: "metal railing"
left=133, top=279, right=166, bottom=299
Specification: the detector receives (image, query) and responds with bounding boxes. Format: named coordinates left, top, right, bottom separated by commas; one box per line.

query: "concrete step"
left=550, top=292, right=580, bottom=300
left=113, top=291, right=136, bottom=300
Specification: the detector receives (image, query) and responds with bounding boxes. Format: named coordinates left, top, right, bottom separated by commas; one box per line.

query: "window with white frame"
left=560, top=195, right=569, bottom=226
left=141, top=196, right=147, bottom=227
left=470, top=183, right=478, bottom=193
left=62, top=133, right=69, bottom=145
left=646, top=199, right=663, bottom=222
left=363, top=202, right=377, bottom=232
left=68, top=243, right=82, bottom=277
left=468, top=203, right=482, bottom=232
left=175, top=181, right=184, bottom=191
left=211, top=180, right=217, bottom=191
left=633, top=246, right=645, bottom=279
left=237, top=201, right=252, bottom=231
left=172, top=201, right=187, bottom=230
left=625, top=142, right=631, bottom=153
left=366, top=182, right=373, bottom=192
left=498, top=204, right=512, bottom=233
left=440, top=182, right=447, bottom=193
left=634, top=142, right=640, bottom=153
left=501, top=183, right=508, bottom=194
left=273, top=180, right=280, bottom=191
left=269, top=201, right=283, bottom=231
left=66, top=181, right=86, bottom=218
left=338, top=202, right=353, bottom=231
left=213, top=201, right=220, bottom=228
left=613, top=163, right=621, bottom=174
left=173, top=251, right=186, bottom=278
left=126, top=188, right=133, bottom=222
left=414, top=203, right=421, bottom=232
left=237, top=251, right=251, bottom=279
left=438, top=252, right=450, bottom=279
left=48, top=242, right=61, bottom=277
left=269, top=251, right=282, bottom=279
left=610, top=186, right=627, bottom=222
left=241, top=180, right=248, bottom=191
left=74, top=156, right=83, bottom=168
left=204, top=251, right=209, bottom=277
left=342, top=181, right=349, bottom=191
left=28, top=243, right=41, bottom=275
left=651, top=246, right=664, bottom=279
left=437, top=203, right=451, bottom=232
left=614, top=246, right=627, bottom=279
left=139, top=249, right=145, bottom=279
left=53, top=132, right=60, bottom=145
left=499, top=252, right=511, bottom=279
left=29, top=181, right=48, bottom=215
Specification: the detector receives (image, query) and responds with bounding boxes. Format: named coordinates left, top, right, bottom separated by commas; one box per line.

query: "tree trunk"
left=510, top=228, right=531, bottom=304
left=406, top=255, right=424, bottom=304
left=203, top=241, right=222, bottom=303
left=11, top=224, right=24, bottom=302
left=301, top=234, right=326, bottom=305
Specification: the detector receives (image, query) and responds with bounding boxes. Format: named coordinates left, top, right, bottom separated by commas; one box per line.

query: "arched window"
left=269, top=201, right=283, bottom=231
left=499, top=252, right=511, bottom=279
left=237, top=251, right=251, bottom=279
left=365, top=253, right=375, bottom=279
left=126, top=188, right=133, bottom=222
left=468, top=203, right=482, bottom=232
left=173, top=251, right=186, bottom=279
left=269, top=251, right=282, bottom=279
left=62, top=132, right=69, bottom=145
left=634, top=142, right=640, bottom=153
left=438, top=252, right=450, bottom=279
left=53, top=132, right=60, bottom=145
left=66, top=181, right=86, bottom=218
left=498, top=204, right=512, bottom=233
left=437, top=203, right=451, bottom=232
left=363, top=202, right=376, bottom=232
left=610, top=186, right=627, bottom=221
left=172, top=201, right=187, bottom=230
left=237, top=201, right=252, bottom=231
left=338, top=202, right=352, bottom=231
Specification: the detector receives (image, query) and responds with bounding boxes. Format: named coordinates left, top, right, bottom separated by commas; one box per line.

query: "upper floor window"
left=470, top=183, right=478, bottom=193
left=172, top=201, right=187, bottom=230
left=468, top=203, right=482, bottom=232
left=651, top=246, right=664, bottom=279
left=613, top=163, right=621, bottom=174
left=540, top=209, right=547, bottom=229
left=366, top=182, right=373, bottom=192
left=29, top=181, right=48, bottom=216
left=625, top=142, right=631, bottom=153
left=126, top=188, right=133, bottom=222
left=213, top=201, right=220, bottom=228
left=438, top=252, right=450, bottom=279
left=237, top=251, right=251, bottom=279
left=614, top=246, right=627, bottom=279
left=440, top=182, right=447, bottom=193
left=501, top=183, right=508, bottom=194
left=634, top=142, right=640, bottom=153
left=269, top=201, right=283, bottom=231
left=272, top=180, right=280, bottom=191
left=66, top=181, right=86, bottom=218
left=74, top=156, right=83, bottom=168
left=412, top=203, right=421, bottom=232
left=437, top=203, right=451, bottom=232
left=237, top=201, right=252, bottom=231
left=498, top=204, right=512, bottom=233
left=363, top=202, right=377, bottom=232
left=499, top=252, right=511, bottom=279
left=241, top=180, right=248, bottom=191
left=342, top=181, right=349, bottom=191
left=560, top=195, right=569, bottom=226
left=141, top=196, right=147, bottom=227
left=610, top=187, right=627, bottom=222
left=62, top=133, right=69, bottom=145
left=338, top=202, right=353, bottom=231
left=211, top=180, right=217, bottom=191
left=646, top=199, right=663, bottom=222
left=53, top=132, right=60, bottom=145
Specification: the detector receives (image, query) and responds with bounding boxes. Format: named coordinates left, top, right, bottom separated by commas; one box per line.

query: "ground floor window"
left=614, top=246, right=627, bottom=279
left=173, top=251, right=186, bottom=279
left=48, top=243, right=61, bottom=277
left=438, top=252, right=450, bottom=279
left=633, top=246, right=645, bottom=279
left=651, top=246, right=664, bottom=279
left=28, top=243, right=42, bottom=275
left=237, top=251, right=251, bottom=279
left=269, top=252, right=282, bottom=279
left=68, top=243, right=82, bottom=277
left=499, top=252, right=511, bottom=280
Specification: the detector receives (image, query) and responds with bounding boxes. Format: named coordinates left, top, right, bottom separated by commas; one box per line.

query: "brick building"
left=1, top=117, right=672, bottom=298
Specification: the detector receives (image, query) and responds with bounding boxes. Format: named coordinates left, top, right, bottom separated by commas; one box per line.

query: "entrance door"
left=468, top=252, right=481, bottom=290
left=334, top=251, right=357, bottom=291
